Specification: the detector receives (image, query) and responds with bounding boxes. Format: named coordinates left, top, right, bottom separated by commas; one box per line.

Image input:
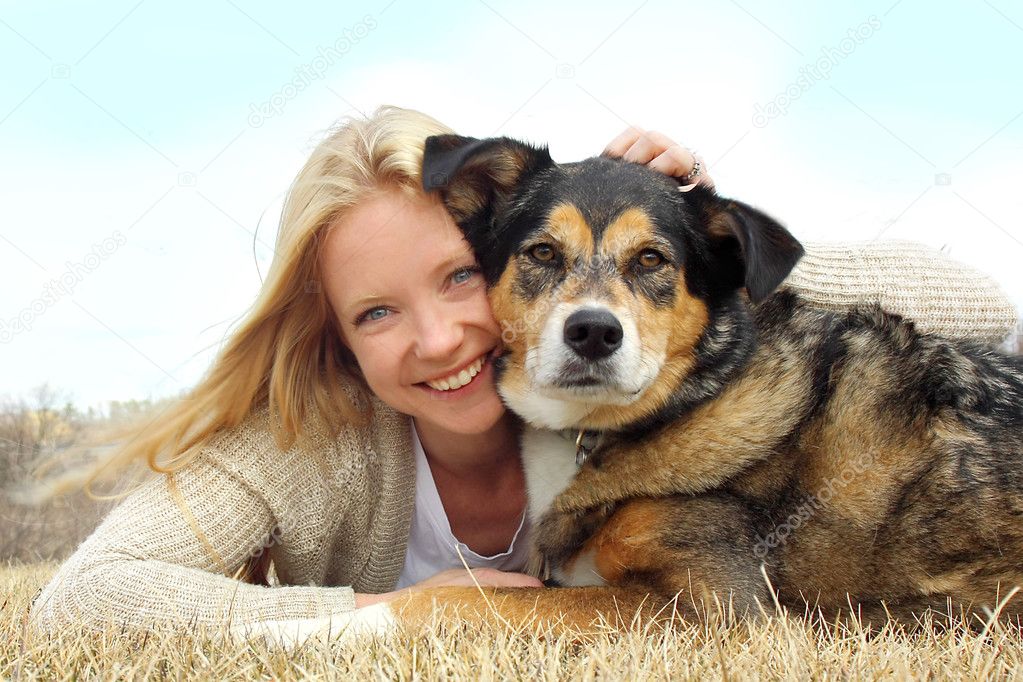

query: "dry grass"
left=6, top=562, right=1023, bottom=680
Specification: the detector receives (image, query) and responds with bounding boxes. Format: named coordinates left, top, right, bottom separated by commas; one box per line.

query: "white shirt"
left=394, top=419, right=530, bottom=589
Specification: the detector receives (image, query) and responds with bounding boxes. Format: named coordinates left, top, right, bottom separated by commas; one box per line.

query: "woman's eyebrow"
left=344, top=294, right=385, bottom=319
left=430, top=251, right=476, bottom=277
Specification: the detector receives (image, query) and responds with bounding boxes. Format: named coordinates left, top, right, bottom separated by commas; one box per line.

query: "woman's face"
left=320, top=187, right=506, bottom=434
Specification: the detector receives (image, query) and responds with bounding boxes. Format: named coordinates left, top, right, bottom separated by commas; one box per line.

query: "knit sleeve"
left=784, top=240, right=1019, bottom=344
left=27, top=450, right=356, bottom=635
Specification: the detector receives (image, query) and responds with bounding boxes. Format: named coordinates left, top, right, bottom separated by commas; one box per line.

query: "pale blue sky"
left=2, top=0, right=1021, bottom=412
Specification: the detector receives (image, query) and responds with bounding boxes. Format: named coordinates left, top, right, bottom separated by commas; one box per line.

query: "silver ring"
left=682, top=159, right=702, bottom=183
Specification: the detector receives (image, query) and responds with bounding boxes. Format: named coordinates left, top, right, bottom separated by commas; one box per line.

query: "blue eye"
left=361, top=307, right=389, bottom=323
left=452, top=267, right=479, bottom=285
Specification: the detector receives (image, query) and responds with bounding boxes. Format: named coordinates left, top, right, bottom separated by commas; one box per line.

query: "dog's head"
left=423, top=135, right=803, bottom=431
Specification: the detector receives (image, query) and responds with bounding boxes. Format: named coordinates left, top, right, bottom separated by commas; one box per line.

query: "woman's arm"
left=28, top=450, right=356, bottom=636
left=787, top=240, right=1018, bottom=344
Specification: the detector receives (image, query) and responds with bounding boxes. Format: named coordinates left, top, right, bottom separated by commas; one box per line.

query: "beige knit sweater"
left=27, top=241, right=1018, bottom=635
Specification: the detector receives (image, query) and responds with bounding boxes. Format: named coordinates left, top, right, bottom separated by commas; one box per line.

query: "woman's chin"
left=440, top=405, right=507, bottom=435
left=417, top=396, right=507, bottom=435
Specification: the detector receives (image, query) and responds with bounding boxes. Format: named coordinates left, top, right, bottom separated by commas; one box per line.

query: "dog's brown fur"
left=406, top=134, right=1023, bottom=633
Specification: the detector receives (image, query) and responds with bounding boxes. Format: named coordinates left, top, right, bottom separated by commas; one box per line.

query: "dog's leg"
left=226, top=587, right=666, bottom=646
left=558, top=348, right=818, bottom=513
left=534, top=495, right=771, bottom=622
left=388, top=584, right=674, bottom=637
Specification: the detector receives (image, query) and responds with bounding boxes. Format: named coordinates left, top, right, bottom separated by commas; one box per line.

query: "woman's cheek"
left=471, top=288, right=502, bottom=336
left=351, top=334, right=403, bottom=393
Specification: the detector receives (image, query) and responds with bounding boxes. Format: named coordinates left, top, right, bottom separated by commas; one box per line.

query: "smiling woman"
left=26, top=105, right=1018, bottom=643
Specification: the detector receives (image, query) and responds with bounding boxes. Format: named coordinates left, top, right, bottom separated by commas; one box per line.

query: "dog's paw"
left=227, top=602, right=397, bottom=649
left=534, top=505, right=613, bottom=565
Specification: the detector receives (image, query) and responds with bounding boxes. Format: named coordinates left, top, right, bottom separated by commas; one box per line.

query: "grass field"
left=6, top=562, right=1023, bottom=680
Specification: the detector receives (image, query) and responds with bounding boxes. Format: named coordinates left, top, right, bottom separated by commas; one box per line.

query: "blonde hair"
left=63, top=105, right=455, bottom=496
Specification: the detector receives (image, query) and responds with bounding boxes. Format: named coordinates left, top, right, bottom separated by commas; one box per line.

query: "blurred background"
left=0, top=1, right=1020, bottom=557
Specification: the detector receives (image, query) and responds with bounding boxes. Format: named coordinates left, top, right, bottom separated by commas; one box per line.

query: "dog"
left=245, top=135, right=1023, bottom=645
left=413, top=133, right=1023, bottom=630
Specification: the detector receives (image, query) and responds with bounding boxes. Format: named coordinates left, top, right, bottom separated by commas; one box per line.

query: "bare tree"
left=0, top=384, right=112, bottom=562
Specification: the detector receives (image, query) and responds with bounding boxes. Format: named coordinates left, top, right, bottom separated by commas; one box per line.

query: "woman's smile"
left=417, top=350, right=496, bottom=399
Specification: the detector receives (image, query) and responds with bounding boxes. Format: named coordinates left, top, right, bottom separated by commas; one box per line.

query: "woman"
left=27, top=105, right=1017, bottom=636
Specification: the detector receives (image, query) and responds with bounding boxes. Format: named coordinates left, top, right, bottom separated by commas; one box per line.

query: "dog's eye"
left=637, top=249, right=665, bottom=268
left=529, top=244, right=557, bottom=263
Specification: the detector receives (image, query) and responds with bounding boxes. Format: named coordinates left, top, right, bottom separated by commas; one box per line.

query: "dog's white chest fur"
left=520, top=426, right=580, bottom=524
left=520, top=427, right=608, bottom=587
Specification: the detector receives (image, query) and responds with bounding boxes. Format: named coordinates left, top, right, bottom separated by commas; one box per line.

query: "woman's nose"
left=413, top=305, right=465, bottom=361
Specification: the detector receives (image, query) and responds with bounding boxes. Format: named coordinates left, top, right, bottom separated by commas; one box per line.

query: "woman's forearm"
left=28, top=452, right=359, bottom=635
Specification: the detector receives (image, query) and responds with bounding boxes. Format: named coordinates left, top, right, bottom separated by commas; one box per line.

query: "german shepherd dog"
left=280, top=135, right=1023, bottom=642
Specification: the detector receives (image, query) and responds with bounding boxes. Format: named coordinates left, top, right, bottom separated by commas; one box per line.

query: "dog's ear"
left=422, top=135, right=553, bottom=224
left=687, top=185, right=804, bottom=302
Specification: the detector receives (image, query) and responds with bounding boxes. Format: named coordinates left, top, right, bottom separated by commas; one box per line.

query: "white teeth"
left=427, top=356, right=485, bottom=391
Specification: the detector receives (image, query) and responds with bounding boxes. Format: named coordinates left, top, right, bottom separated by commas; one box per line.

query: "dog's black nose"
left=564, top=308, right=623, bottom=360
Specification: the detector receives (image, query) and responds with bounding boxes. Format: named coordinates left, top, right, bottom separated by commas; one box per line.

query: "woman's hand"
left=603, top=127, right=715, bottom=192
left=354, top=567, right=543, bottom=608
left=408, top=567, right=544, bottom=590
